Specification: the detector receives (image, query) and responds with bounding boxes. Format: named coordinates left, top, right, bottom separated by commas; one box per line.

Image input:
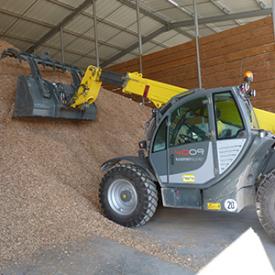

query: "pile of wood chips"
left=0, top=41, right=193, bottom=270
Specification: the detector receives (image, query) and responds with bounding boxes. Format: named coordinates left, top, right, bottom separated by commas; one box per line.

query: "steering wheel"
left=177, top=133, right=197, bottom=144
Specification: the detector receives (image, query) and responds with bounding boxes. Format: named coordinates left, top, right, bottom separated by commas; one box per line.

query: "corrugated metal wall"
left=108, top=16, right=275, bottom=112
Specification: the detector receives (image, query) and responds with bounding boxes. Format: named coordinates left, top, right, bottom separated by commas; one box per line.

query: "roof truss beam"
left=2, top=33, right=106, bottom=62
left=46, top=0, right=169, bottom=49
left=26, top=0, right=93, bottom=52
left=116, top=0, right=193, bottom=39
left=102, top=8, right=272, bottom=66
left=171, top=8, right=272, bottom=28
left=0, top=8, right=131, bottom=54
left=101, top=26, right=167, bottom=67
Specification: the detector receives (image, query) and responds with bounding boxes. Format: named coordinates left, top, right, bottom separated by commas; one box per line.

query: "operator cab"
left=149, top=72, right=258, bottom=195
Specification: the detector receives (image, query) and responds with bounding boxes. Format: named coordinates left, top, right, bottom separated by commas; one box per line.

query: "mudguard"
left=262, top=148, right=275, bottom=176
left=101, top=155, right=157, bottom=182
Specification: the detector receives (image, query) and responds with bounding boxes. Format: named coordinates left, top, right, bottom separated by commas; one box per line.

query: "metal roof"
left=0, top=0, right=272, bottom=68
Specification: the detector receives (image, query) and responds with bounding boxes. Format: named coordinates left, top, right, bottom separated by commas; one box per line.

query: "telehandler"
left=2, top=49, right=275, bottom=240
left=96, top=69, right=275, bottom=242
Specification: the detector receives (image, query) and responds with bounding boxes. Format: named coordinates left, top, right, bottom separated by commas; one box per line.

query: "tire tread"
left=99, top=163, right=158, bottom=227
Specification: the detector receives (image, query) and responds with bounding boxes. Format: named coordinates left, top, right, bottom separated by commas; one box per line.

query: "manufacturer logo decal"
left=182, top=174, right=195, bottom=183
left=176, top=148, right=205, bottom=156
left=224, top=199, right=238, bottom=212
left=207, top=202, right=221, bottom=211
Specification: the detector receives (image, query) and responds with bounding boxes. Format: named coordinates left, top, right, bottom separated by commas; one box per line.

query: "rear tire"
left=99, top=164, right=158, bottom=227
left=256, top=170, right=275, bottom=241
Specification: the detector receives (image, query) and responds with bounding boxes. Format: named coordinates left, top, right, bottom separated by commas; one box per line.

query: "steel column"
left=60, top=26, right=65, bottom=63
left=193, top=0, right=202, bottom=88
left=93, top=0, right=100, bottom=66
left=136, top=0, right=143, bottom=73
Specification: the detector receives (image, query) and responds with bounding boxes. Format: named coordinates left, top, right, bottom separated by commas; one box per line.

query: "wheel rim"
left=107, top=179, right=138, bottom=216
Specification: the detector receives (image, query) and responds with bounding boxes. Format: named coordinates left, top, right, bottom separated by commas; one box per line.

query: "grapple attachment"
left=1, top=48, right=96, bottom=120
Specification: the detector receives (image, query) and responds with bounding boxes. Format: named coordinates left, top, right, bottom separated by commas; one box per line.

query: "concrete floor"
left=2, top=206, right=275, bottom=275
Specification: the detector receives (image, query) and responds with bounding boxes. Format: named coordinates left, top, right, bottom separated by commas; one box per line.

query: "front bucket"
left=13, top=75, right=97, bottom=120
left=2, top=48, right=97, bottom=121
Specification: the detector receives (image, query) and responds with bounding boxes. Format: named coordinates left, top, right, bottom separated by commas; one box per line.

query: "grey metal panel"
left=116, top=0, right=171, bottom=25
left=145, top=45, right=164, bottom=55
left=105, top=5, right=138, bottom=27
left=26, top=0, right=92, bottom=52
left=98, top=45, right=120, bottom=59
left=35, top=46, right=59, bottom=57
left=0, top=13, right=16, bottom=33
left=108, top=32, right=138, bottom=48
left=56, top=0, right=85, bottom=8
left=114, top=53, right=137, bottom=64
left=200, top=26, right=217, bottom=37
left=25, top=1, right=71, bottom=25
left=45, top=32, right=76, bottom=48
left=170, top=9, right=272, bottom=28
left=172, top=0, right=211, bottom=6
left=131, top=42, right=156, bottom=55
left=7, top=20, right=50, bottom=41
left=1, top=33, right=98, bottom=62
left=4, top=37, right=32, bottom=51
left=48, top=0, right=166, bottom=48
left=116, top=0, right=193, bottom=39
left=101, top=26, right=167, bottom=67
left=0, top=0, right=37, bottom=13
left=261, top=0, right=272, bottom=8
left=65, top=38, right=95, bottom=54
left=187, top=2, right=225, bottom=17
left=60, top=51, right=82, bottom=65
left=163, top=34, right=190, bottom=47
left=153, top=30, right=179, bottom=44
left=84, top=0, right=122, bottom=18
left=218, top=0, right=259, bottom=12
left=157, top=7, right=192, bottom=21
left=97, top=23, right=121, bottom=42
left=75, top=57, right=97, bottom=69
left=238, top=15, right=267, bottom=24
left=127, top=16, right=164, bottom=36
left=65, top=14, right=94, bottom=34
left=138, top=0, right=171, bottom=11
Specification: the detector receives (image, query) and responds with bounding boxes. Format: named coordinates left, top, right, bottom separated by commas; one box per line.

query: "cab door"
left=168, top=96, right=215, bottom=185
left=212, top=91, right=247, bottom=175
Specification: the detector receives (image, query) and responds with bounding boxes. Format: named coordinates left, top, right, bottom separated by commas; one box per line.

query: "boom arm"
left=70, top=65, right=188, bottom=109
left=71, top=65, right=275, bottom=135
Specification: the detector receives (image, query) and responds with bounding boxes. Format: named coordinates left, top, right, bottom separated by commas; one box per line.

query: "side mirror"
left=240, top=71, right=256, bottom=98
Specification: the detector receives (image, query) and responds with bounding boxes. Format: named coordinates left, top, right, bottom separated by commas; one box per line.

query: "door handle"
left=170, top=154, right=174, bottom=165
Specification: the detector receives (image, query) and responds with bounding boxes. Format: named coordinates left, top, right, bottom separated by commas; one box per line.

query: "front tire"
left=256, top=170, right=275, bottom=241
left=99, top=164, right=158, bottom=227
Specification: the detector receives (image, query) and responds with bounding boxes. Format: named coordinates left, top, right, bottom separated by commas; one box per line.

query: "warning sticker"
left=207, top=202, right=221, bottom=211
left=182, top=174, right=195, bottom=183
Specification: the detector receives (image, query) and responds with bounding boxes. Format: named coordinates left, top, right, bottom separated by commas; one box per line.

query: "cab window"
left=214, top=92, right=244, bottom=139
left=169, top=97, right=210, bottom=147
left=152, top=119, right=167, bottom=153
